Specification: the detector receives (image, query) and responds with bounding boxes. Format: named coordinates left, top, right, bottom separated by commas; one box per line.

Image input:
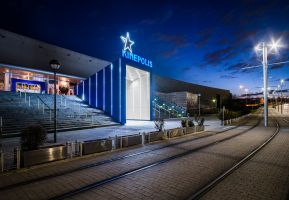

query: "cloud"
left=139, top=9, right=173, bottom=26
left=204, top=47, right=236, bottom=65
left=161, top=48, right=178, bottom=58
left=159, top=34, right=187, bottom=48
left=158, top=34, right=190, bottom=58
left=220, top=75, right=237, bottom=79
left=195, top=28, right=214, bottom=48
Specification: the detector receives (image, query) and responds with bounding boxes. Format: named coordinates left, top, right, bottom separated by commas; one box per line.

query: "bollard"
left=14, top=147, right=20, bottom=169
left=141, top=132, right=145, bottom=145
left=42, top=103, right=45, bottom=114
left=113, top=135, right=116, bottom=149
left=148, top=132, right=151, bottom=143
left=120, top=136, right=123, bottom=149
left=79, top=141, right=83, bottom=157
left=0, top=150, right=3, bottom=172
left=0, top=116, right=2, bottom=135
left=28, top=96, right=31, bottom=107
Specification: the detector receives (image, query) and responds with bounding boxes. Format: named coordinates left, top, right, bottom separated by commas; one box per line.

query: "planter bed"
left=21, top=144, right=67, bottom=167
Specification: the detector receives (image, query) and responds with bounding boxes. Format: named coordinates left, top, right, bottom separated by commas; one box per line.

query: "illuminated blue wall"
left=77, top=57, right=152, bottom=124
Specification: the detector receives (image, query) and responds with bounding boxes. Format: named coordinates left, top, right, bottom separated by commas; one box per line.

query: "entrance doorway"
left=126, top=65, right=150, bottom=120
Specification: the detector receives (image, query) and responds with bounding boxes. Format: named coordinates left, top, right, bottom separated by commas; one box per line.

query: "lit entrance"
left=126, top=65, right=150, bottom=120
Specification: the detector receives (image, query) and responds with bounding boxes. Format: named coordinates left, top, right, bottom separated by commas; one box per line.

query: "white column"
left=4, top=72, right=10, bottom=91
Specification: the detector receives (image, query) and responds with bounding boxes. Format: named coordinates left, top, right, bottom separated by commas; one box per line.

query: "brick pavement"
left=0, top=116, right=260, bottom=200
left=201, top=113, right=289, bottom=200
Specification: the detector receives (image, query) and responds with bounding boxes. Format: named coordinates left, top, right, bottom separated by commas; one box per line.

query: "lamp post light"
left=49, top=59, right=61, bottom=143
left=255, top=39, right=282, bottom=127
left=244, top=88, right=248, bottom=105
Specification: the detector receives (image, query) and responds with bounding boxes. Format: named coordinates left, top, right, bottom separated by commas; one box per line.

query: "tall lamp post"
left=245, top=88, right=249, bottom=105
left=50, top=59, right=61, bottom=143
left=255, top=39, right=282, bottom=127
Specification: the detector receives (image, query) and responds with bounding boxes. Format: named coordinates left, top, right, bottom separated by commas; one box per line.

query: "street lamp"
left=244, top=88, right=249, bottom=105
left=255, top=38, right=282, bottom=127
left=49, top=59, right=61, bottom=143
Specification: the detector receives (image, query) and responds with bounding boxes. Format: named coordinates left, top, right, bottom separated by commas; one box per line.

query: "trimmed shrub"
left=154, top=119, right=164, bottom=132
left=21, top=125, right=47, bottom=151
left=188, top=120, right=195, bottom=127
left=181, top=119, right=187, bottom=128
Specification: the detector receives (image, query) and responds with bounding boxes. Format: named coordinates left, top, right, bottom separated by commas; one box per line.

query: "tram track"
left=186, top=116, right=280, bottom=200
left=45, top=115, right=262, bottom=200
left=0, top=115, right=254, bottom=192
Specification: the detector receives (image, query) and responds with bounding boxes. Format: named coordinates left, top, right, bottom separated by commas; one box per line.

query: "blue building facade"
left=76, top=57, right=153, bottom=124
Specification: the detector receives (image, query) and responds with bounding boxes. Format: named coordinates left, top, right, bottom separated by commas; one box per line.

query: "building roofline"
left=0, top=63, right=85, bottom=80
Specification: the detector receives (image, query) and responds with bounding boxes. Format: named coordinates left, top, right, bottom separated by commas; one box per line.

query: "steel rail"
left=186, top=119, right=280, bottom=200
left=0, top=116, right=254, bottom=191
left=48, top=117, right=262, bottom=200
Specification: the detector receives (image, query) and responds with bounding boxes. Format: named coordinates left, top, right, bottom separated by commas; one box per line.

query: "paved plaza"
left=0, top=110, right=288, bottom=200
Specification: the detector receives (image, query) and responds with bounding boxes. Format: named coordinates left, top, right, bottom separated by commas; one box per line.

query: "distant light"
left=281, top=79, right=284, bottom=84
left=239, top=85, right=244, bottom=89
left=245, top=88, right=249, bottom=92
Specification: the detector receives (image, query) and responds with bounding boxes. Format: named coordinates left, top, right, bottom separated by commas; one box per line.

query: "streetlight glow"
left=268, top=38, right=282, bottom=52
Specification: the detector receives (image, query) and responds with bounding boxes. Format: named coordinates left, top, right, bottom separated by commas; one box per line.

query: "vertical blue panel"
left=120, top=59, right=126, bottom=124
left=105, top=65, right=111, bottom=115
left=90, top=74, right=96, bottom=108
left=97, top=69, right=103, bottom=109
left=84, top=79, right=89, bottom=104
left=112, top=59, right=120, bottom=122
left=78, top=81, right=83, bottom=99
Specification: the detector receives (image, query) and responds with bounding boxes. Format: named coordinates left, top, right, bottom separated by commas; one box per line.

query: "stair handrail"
left=37, top=96, right=51, bottom=110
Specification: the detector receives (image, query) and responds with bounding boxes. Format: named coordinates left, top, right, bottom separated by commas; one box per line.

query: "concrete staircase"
left=0, top=91, right=119, bottom=137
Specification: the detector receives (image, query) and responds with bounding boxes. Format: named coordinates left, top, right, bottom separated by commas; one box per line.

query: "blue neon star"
left=120, top=32, right=134, bottom=53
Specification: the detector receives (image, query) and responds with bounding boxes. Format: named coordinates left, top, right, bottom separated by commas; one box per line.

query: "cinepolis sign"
left=120, top=32, right=153, bottom=68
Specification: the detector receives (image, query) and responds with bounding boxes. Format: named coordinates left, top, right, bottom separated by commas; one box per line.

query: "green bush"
left=181, top=119, right=187, bottom=128
left=21, top=125, right=47, bottom=151
left=188, top=120, right=195, bottom=127
left=154, top=119, right=164, bottom=132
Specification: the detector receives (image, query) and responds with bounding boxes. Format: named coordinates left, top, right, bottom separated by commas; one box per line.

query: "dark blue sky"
left=1, top=0, right=289, bottom=95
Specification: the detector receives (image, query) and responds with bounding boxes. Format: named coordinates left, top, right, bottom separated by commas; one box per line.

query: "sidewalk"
left=0, top=116, right=226, bottom=152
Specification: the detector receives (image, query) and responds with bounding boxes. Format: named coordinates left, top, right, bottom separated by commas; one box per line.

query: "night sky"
left=1, top=0, right=289, bottom=95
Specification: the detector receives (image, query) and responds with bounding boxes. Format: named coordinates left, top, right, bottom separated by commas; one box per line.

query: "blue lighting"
left=122, top=50, right=152, bottom=68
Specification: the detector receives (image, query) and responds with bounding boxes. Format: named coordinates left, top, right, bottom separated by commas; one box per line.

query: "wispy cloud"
left=220, top=74, right=237, bottom=79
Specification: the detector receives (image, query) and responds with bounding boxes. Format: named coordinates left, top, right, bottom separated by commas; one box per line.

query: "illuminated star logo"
left=120, top=32, right=134, bottom=53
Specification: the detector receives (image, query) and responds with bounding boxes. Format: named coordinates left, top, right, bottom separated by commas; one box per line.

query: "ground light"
left=254, top=38, right=283, bottom=127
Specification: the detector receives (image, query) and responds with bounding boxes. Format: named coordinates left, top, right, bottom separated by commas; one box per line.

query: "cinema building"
left=0, top=29, right=231, bottom=130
